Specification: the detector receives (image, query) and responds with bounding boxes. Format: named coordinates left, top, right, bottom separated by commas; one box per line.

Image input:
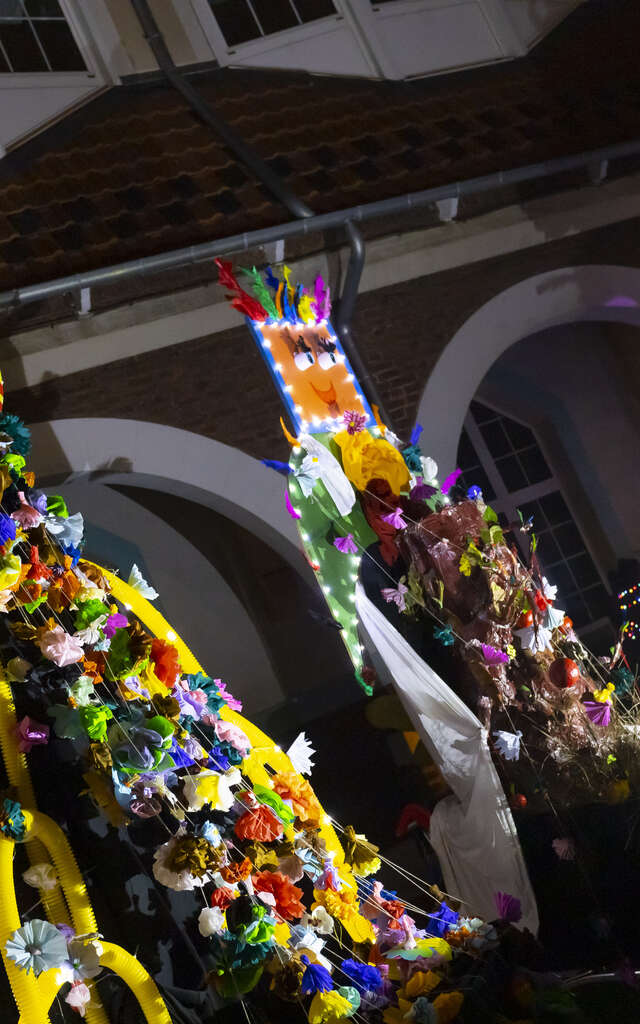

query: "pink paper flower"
left=481, top=643, right=509, bottom=665
left=214, top=718, right=251, bottom=755
left=552, top=837, right=576, bottom=861
left=65, top=980, right=91, bottom=1017
left=15, top=715, right=49, bottom=753
left=333, top=534, right=358, bottom=554
left=343, top=410, right=366, bottom=435
left=381, top=508, right=407, bottom=530
left=381, top=582, right=408, bottom=612
left=38, top=625, right=84, bottom=667
left=215, top=679, right=243, bottom=712
left=11, top=492, right=43, bottom=530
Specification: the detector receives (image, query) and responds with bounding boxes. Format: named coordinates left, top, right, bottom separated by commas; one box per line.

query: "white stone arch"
left=416, top=265, right=640, bottom=473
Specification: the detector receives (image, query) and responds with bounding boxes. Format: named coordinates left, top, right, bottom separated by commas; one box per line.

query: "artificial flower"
left=272, top=771, right=324, bottom=827
left=343, top=825, right=381, bottom=876
left=426, top=902, right=459, bottom=938
left=210, top=886, right=235, bottom=909
left=308, top=990, right=353, bottom=1023
left=0, top=512, right=16, bottom=545
left=334, top=429, right=410, bottom=494
left=0, top=796, right=25, bottom=840
left=0, top=553, right=22, bottom=589
left=583, top=700, right=611, bottom=726
left=301, top=905, right=334, bottom=935
left=287, top=732, right=316, bottom=775
left=198, top=907, right=226, bottom=937
left=15, top=715, right=49, bottom=753
left=298, top=433, right=356, bottom=516
left=183, top=767, right=240, bottom=812
left=22, top=862, right=58, bottom=891
left=433, top=624, right=455, bottom=647
left=214, top=718, right=251, bottom=755
left=150, top=637, right=181, bottom=687
left=381, top=508, right=408, bottom=530
left=334, top=533, right=358, bottom=554
left=153, top=834, right=220, bottom=891
left=79, top=706, right=113, bottom=743
left=64, top=981, right=91, bottom=1017
left=403, top=971, right=442, bottom=999
left=480, top=643, right=509, bottom=665
left=66, top=936, right=103, bottom=980
left=593, top=682, right=615, bottom=703
left=552, top=837, right=576, bottom=861
left=253, top=870, right=304, bottom=921
left=433, top=991, right=464, bottom=1023
left=514, top=624, right=553, bottom=654
left=301, top=954, right=333, bottom=994
left=38, top=624, right=84, bottom=667
left=382, top=582, right=408, bottom=612
left=0, top=412, right=30, bottom=454
left=45, top=511, right=84, bottom=548
left=103, top=611, right=128, bottom=640
left=11, top=491, right=42, bottom=530
left=340, top=958, right=382, bottom=993
left=343, top=410, right=367, bottom=434
left=127, top=563, right=159, bottom=600
left=493, top=730, right=522, bottom=762
left=6, top=919, right=68, bottom=976
left=494, top=891, right=522, bottom=923
left=235, top=804, right=284, bottom=842
left=5, top=656, right=30, bottom=681
left=221, top=858, right=252, bottom=884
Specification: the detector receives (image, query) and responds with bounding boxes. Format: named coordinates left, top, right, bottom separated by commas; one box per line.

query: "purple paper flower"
left=343, top=410, right=367, bottom=435
left=334, top=533, right=358, bottom=554
left=381, top=582, right=408, bottom=611
left=216, top=679, right=243, bottom=712
left=481, top=644, right=509, bottom=665
left=103, top=612, right=128, bottom=639
left=381, top=507, right=407, bottom=530
left=583, top=700, right=611, bottom=726
left=494, top=891, right=522, bottom=923
left=410, top=477, right=437, bottom=502
left=15, top=715, right=49, bottom=753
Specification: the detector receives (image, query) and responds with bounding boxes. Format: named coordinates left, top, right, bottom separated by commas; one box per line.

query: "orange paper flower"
left=272, top=771, right=323, bottom=827
left=221, top=858, right=252, bottom=884
left=234, top=804, right=283, bottom=843
left=150, top=637, right=181, bottom=687
left=254, top=870, right=304, bottom=921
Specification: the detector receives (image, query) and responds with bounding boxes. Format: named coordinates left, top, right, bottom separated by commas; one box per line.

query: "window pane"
left=0, top=1, right=25, bottom=19
left=208, top=0, right=259, bottom=45
left=480, top=419, right=511, bottom=458
left=565, top=593, right=590, bottom=629
left=584, top=584, right=611, bottom=621
left=24, top=0, right=62, bottom=15
left=34, top=19, right=84, bottom=69
left=0, top=20, right=46, bottom=69
left=535, top=531, right=562, bottom=567
left=251, top=0, right=298, bottom=35
left=569, top=552, right=601, bottom=589
left=517, top=499, right=545, bottom=529
left=547, top=562, right=574, bottom=595
left=538, top=492, right=571, bottom=526
left=294, top=0, right=336, bottom=20
left=495, top=454, right=527, bottom=491
left=553, top=522, right=586, bottom=558
left=457, top=429, right=477, bottom=470
left=503, top=418, right=536, bottom=451
left=519, top=446, right=551, bottom=485
left=470, top=400, right=496, bottom=424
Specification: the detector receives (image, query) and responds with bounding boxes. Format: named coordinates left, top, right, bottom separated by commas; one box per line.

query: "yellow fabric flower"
left=593, top=683, right=615, bottom=703
left=334, top=429, right=410, bottom=493
left=312, top=888, right=375, bottom=943
left=403, top=970, right=442, bottom=999
left=0, top=554, right=21, bottom=590
left=308, top=990, right=353, bottom=1023
left=413, top=937, right=452, bottom=962
left=433, top=991, right=464, bottom=1023
left=382, top=997, right=412, bottom=1024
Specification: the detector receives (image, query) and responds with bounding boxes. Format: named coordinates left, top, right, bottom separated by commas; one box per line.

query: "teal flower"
left=433, top=624, right=455, bottom=647
left=0, top=413, right=31, bottom=456
left=0, top=797, right=26, bottom=841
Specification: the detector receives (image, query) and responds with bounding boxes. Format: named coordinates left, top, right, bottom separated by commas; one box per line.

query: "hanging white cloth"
left=355, top=582, right=539, bottom=933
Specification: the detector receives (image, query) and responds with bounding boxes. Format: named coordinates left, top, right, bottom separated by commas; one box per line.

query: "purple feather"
left=285, top=491, right=301, bottom=520
left=494, top=891, right=522, bottom=923
left=583, top=700, right=611, bottom=726
left=441, top=468, right=462, bottom=495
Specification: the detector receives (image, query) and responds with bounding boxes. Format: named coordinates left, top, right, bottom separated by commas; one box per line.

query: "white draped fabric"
left=355, top=583, right=539, bottom=933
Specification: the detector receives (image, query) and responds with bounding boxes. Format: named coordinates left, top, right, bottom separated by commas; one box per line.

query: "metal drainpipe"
left=129, top=0, right=388, bottom=423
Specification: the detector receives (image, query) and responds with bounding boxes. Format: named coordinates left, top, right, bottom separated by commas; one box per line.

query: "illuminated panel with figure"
left=215, top=259, right=373, bottom=433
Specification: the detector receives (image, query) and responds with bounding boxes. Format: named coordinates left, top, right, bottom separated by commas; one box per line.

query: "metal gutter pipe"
left=3, top=136, right=640, bottom=313
left=128, top=0, right=382, bottom=418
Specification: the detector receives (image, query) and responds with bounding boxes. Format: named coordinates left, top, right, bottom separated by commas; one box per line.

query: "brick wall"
left=9, top=213, right=640, bottom=456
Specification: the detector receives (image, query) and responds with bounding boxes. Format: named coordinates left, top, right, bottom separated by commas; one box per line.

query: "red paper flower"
left=234, top=804, right=283, bottom=842
left=210, top=886, right=235, bottom=910
left=254, top=870, right=304, bottom=921
left=150, top=638, right=181, bottom=687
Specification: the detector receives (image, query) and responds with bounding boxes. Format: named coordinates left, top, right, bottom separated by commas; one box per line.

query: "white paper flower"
left=543, top=604, right=565, bottom=630
left=198, top=907, right=226, bottom=937
left=67, top=937, right=102, bottom=980
left=152, top=835, right=211, bottom=892
left=45, top=511, right=84, bottom=548
left=182, top=767, right=241, bottom=813
left=492, top=730, right=522, bottom=762
left=514, top=624, right=553, bottom=653
left=298, top=434, right=355, bottom=516
left=301, top=905, right=334, bottom=935
left=128, top=564, right=159, bottom=601
left=22, top=862, right=58, bottom=891
left=74, top=615, right=108, bottom=646
left=421, top=456, right=438, bottom=484
left=541, top=577, right=558, bottom=602
left=286, top=732, right=315, bottom=776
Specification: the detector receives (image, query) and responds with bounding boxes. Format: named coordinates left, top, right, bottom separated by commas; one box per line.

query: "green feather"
left=241, top=266, right=279, bottom=320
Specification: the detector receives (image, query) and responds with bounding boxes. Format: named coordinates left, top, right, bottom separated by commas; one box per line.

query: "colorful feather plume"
left=241, top=266, right=279, bottom=320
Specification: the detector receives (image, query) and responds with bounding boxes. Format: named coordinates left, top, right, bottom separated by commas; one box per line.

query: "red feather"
left=216, top=258, right=268, bottom=321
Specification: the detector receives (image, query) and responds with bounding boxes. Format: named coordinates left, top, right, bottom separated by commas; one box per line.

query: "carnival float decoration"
left=222, top=260, right=640, bottom=936
left=0, top=360, right=581, bottom=1023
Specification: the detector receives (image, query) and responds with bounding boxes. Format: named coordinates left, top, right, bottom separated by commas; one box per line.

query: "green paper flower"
left=79, top=705, right=113, bottom=742
left=0, top=413, right=31, bottom=456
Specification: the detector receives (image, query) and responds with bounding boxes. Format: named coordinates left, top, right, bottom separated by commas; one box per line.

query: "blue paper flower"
left=301, top=954, right=333, bottom=994
left=0, top=514, right=16, bottom=546
left=0, top=797, right=25, bottom=840
left=6, top=919, right=68, bottom=976
left=0, top=413, right=31, bottom=456
left=425, top=901, right=459, bottom=937
left=61, top=542, right=82, bottom=566
left=467, top=485, right=483, bottom=501
left=340, top=958, right=383, bottom=993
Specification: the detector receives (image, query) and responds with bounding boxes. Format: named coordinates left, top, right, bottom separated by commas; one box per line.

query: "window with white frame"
left=208, top=0, right=338, bottom=47
left=0, top=0, right=86, bottom=72
left=457, top=400, right=613, bottom=645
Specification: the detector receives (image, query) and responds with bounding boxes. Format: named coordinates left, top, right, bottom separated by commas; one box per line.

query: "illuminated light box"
left=214, top=259, right=373, bottom=434
left=248, top=318, right=373, bottom=434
